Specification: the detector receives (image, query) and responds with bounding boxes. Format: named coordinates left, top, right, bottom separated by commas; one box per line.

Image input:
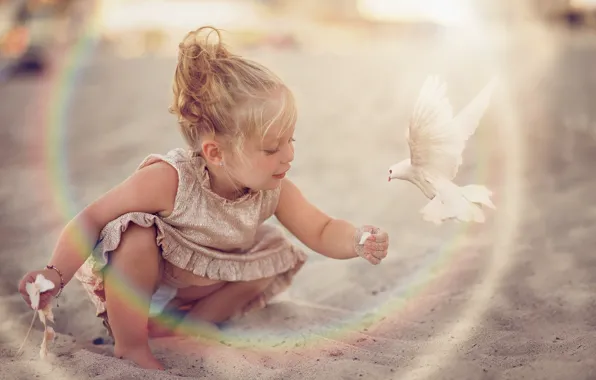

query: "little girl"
left=18, top=26, right=389, bottom=370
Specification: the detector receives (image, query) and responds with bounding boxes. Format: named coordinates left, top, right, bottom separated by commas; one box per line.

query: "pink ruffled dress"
left=74, top=148, right=307, bottom=330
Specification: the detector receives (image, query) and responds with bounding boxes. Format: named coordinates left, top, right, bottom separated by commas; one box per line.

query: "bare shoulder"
left=83, top=159, right=179, bottom=228
left=139, top=160, right=179, bottom=186
left=137, top=161, right=179, bottom=213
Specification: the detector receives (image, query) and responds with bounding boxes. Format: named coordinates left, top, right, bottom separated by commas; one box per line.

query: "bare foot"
left=114, top=344, right=164, bottom=370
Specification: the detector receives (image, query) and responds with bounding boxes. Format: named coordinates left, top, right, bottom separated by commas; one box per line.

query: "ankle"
left=114, top=341, right=150, bottom=357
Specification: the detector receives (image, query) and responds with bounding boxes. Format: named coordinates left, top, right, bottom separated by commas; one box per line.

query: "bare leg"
left=176, top=276, right=276, bottom=334
left=103, top=224, right=164, bottom=370
left=147, top=283, right=226, bottom=338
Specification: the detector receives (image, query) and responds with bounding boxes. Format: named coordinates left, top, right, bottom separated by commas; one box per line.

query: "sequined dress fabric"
left=75, top=148, right=307, bottom=320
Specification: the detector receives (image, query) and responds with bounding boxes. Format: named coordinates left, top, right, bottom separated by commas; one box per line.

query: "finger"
left=39, top=292, right=53, bottom=303
left=365, top=253, right=381, bottom=265
left=20, top=292, right=30, bottom=305
left=371, top=232, right=388, bottom=243
left=371, top=249, right=388, bottom=259
left=18, top=275, right=35, bottom=292
left=18, top=279, right=35, bottom=300
left=19, top=285, right=29, bottom=299
left=369, top=257, right=381, bottom=265
left=365, top=241, right=388, bottom=252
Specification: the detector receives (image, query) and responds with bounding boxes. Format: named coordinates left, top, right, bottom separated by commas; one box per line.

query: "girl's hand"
left=354, top=225, right=389, bottom=265
left=18, top=269, right=62, bottom=310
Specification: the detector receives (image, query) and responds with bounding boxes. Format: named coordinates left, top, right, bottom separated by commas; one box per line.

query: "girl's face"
left=226, top=122, right=295, bottom=191
left=206, top=90, right=298, bottom=196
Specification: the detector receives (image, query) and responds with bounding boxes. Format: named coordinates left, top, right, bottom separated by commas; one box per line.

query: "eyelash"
left=264, top=138, right=295, bottom=155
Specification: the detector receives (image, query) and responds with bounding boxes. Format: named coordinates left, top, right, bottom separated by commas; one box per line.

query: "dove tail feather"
left=461, top=184, right=496, bottom=209
left=420, top=183, right=495, bottom=224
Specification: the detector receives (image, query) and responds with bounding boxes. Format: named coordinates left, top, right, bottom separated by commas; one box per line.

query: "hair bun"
left=179, top=26, right=230, bottom=63
left=170, top=26, right=234, bottom=137
left=176, top=26, right=232, bottom=106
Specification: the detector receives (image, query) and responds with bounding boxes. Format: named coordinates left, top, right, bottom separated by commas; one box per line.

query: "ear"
left=201, top=139, right=224, bottom=166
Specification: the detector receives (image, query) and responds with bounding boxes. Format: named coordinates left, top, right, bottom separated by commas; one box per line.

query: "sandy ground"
left=1, top=20, right=596, bottom=380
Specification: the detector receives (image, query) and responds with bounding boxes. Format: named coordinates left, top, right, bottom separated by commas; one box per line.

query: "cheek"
left=253, top=156, right=276, bottom=171
left=236, top=157, right=267, bottom=180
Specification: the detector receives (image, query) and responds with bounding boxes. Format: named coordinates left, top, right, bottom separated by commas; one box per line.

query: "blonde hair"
left=169, top=26, right=297, bottom=157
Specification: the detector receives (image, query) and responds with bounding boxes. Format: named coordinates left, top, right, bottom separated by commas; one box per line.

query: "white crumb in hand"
left=17, top=274, right=57, bottom=359
left=359, top=232, right=372, bottom=245
left=25, top=274, right=55, bottom=310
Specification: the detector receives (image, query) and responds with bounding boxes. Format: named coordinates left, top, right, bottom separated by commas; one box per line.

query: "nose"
left=281, top=141, right=294, bottom=164
left=389, top=169, right=392, bottom=174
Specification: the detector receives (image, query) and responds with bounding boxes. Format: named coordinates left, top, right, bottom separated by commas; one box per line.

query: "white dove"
left=388, top=76, right=498, bottom=224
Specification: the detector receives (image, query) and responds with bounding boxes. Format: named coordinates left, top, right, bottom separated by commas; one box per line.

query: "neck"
left=204, top=162, right=249, bottom=200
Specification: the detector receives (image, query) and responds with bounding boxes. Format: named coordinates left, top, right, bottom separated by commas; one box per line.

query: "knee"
left=106, top=224, right=161, bottom=285
left=118, top=224, right=159, bottom=256
left=108, top=224, right=161, bottom=272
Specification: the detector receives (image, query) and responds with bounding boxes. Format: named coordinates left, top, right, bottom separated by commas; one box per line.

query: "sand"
left=1, top=20, right=596, bottom=380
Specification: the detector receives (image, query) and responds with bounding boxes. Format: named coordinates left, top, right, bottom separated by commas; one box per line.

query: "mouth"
left=273, top=170, right=288, bottom=179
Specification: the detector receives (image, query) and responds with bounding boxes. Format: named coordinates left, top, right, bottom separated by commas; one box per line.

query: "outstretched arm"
left=274, top=179, right=388, bottom=263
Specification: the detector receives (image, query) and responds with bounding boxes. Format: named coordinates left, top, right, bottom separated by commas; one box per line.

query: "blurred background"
left=1, top=0, right=596, bottom=377
left=1, top=0, right=595, bottom=71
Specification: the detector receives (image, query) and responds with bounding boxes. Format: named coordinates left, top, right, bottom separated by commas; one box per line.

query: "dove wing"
left=406, top=76, right=466, bottom=179
left=452, top=77, right=498, bottom=139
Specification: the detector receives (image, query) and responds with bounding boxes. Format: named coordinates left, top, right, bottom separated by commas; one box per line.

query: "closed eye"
left=264, top=137, right=295, bottom=155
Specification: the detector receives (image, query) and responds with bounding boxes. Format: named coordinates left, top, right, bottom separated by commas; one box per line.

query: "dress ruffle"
left=75, top=212, right=307, bottom=318
left=92, top=212, right=306, bottom=282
